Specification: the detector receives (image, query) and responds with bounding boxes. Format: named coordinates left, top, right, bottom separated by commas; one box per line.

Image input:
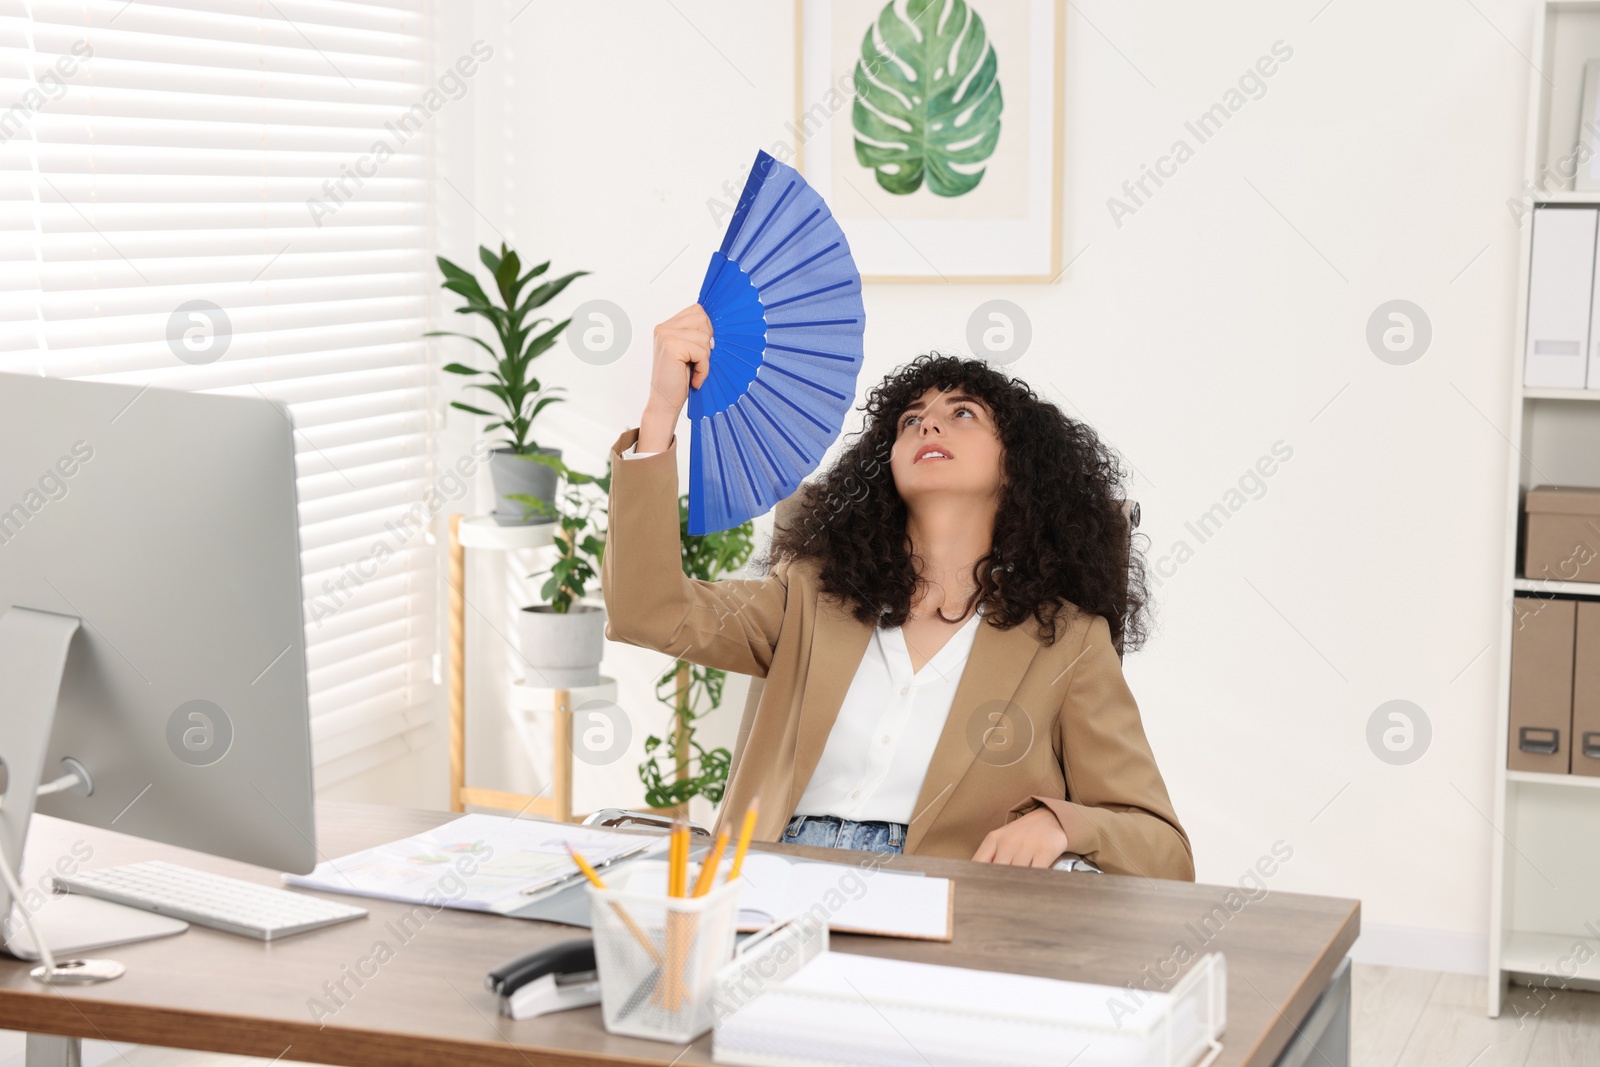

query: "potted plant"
left=428, top=242, right=587, bottom=525
left=638, top=495, right=755, bottom=819
left=510, top=456, right=610, bottom=687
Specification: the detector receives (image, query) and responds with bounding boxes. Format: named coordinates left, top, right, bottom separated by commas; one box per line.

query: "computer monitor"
left=0, top=374, right=318, bottom=955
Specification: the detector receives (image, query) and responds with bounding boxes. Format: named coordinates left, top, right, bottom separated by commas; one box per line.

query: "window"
left=0, top=0, right=441, bottom=786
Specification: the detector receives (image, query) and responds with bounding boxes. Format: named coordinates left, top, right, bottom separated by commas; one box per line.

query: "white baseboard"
left=1349, top=922, right=1488, bottom=975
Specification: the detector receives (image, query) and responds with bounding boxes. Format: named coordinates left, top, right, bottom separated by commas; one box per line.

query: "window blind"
left=0, top=0, right=441, bottom=787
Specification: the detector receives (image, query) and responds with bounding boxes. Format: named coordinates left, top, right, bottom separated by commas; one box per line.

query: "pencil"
left=563, top=842, right=662, bottom=969
left=669, top=819, right=686, bottom=897
left=665, top=818, right=689, bottom=1011
left=665, top=819, right=676, bottom=897
left=671, top=826, right=728, bottom=1014
left=691, top=830, right=730, bottom=898
left=564, top=841, right=606, bottom=889
left=728, top=796, right=760, bottom=880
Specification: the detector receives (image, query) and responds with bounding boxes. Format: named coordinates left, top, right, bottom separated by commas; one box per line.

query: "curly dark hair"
left=758, top=353, right=1150, bottom=652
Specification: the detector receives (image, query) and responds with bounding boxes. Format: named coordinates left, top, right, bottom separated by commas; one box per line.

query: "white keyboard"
left=54, top=860, right=368, bottom=941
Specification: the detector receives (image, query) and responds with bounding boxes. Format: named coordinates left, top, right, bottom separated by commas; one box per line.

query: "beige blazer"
left=600, top=427, right=1194, bottom=880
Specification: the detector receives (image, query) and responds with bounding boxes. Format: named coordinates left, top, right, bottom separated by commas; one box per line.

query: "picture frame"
left=793, top=0, right=1065, bottom=284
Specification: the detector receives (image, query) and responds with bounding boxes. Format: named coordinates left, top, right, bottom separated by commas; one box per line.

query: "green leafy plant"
left=852, top=0, right=1003, bottom=197
left=511, top=456, right=611, bottom=614
left=639, top=496, right=756, bottom=814
left=428, top=243, right=588, bottom=454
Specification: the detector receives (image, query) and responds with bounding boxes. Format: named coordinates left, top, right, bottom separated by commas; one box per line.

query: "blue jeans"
left=781, top=814, right=906, bottom=854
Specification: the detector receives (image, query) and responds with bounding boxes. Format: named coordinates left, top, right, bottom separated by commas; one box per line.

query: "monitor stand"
left=0, top=608, right=190, bottom=977
left=6, top=895, right=187, bottom=960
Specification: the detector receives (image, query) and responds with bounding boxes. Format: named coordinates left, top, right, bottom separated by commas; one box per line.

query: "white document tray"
left=711, top=946, right=1226, bottom=1067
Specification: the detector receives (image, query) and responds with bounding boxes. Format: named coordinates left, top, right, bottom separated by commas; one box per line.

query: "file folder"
left=1526, top=207, right=1596, bottom=389
left=1573, top=602, right=1600, bottom=777
left=1508, top=597, right=1575, bottom=774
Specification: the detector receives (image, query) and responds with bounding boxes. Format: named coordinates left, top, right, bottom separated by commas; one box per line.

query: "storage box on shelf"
left=1523, top=486, right=1600, bottom=581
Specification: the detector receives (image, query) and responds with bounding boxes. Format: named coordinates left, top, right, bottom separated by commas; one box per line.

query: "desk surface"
left=0, top=803, right=1357, bottom=1067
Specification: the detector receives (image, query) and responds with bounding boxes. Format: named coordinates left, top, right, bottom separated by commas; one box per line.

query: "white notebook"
left=623, top=851, right=953, bottom=941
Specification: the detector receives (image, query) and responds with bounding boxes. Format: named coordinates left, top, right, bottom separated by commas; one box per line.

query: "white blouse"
left=792, top=604, right=983, bottom=824
left=622, top=442, right=983, bottom=826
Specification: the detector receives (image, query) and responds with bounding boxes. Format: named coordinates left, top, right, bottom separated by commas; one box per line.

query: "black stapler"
left=486, top=938, right=602, bottom=1019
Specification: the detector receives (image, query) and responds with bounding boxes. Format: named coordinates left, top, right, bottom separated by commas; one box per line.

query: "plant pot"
left=489, top=446, right=562, bottom=526
left=516, top=603, right=607, bottom=688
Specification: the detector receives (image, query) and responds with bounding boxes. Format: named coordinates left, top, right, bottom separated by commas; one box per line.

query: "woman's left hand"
left=971, top=807, right=1069, bottom=868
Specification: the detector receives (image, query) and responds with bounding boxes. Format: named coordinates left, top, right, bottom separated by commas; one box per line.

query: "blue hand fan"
left=689, top=149, right=866, bottom=535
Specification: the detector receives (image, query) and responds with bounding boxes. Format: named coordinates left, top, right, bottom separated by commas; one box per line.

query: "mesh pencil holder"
left=587, top=860, right=743, bottom=1043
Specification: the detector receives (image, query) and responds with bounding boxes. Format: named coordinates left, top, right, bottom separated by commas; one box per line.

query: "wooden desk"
left=0, top=803, right=1357, bottom=1067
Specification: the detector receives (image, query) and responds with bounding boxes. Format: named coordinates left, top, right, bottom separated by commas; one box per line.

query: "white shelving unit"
left=1506, top=769, right=1600, bottom=789
left=1522, top=386, right=1600, bottom=399
left=1489, top=0, right=1600, bottom=1017
left=1513, top=576, right=1600, bottom=595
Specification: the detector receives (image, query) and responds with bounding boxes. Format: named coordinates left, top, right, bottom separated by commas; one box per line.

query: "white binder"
left=1526, top=207, right=1597, bottom=389
left=1590, top=220, right=1600, bottom=388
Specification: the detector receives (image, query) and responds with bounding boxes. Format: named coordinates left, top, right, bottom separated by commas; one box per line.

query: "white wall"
left=417, top=0, right=1545, bottom=972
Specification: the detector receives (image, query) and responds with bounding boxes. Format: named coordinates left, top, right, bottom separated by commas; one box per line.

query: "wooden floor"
left=3, top=962, right=1599, bottom=1066
left=1354, top=964, right=1600, bottom=1066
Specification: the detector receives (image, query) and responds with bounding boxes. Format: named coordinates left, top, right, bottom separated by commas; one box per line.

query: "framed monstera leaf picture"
left=794, top=0, right=1063, bottom=282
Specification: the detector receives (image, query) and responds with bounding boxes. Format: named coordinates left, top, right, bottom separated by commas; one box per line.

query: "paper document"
left=284, top=813, right=666, bottom=914
left=624, top=851, right=952, bottom=941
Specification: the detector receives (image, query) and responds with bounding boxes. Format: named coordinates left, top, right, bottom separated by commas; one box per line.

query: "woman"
left=601, top=305, right=1193, bottom=879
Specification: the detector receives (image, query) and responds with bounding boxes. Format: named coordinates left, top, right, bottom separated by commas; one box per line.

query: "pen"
left=518, top=838, right=655, bottom=896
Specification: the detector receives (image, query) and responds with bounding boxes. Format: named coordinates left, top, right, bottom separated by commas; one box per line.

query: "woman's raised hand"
left=639, top=304, right=712, bottom=451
